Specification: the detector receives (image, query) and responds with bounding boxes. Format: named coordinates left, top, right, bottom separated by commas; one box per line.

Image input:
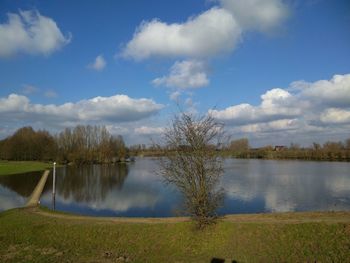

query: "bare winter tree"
left=159, top=112, right=225, bottom=228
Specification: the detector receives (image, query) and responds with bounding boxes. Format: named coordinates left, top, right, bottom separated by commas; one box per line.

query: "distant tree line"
left=224, top=138, right=350, bottom=161
left=129, top=144, right=163, bottom=157
left=130, top=137, right=350, bottom=162
left=0, top=126, right=128, bottom=164
left=2, top=126, right=350, bottom=163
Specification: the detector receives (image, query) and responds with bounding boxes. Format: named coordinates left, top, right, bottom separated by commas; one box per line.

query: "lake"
left=1, top=158, right=350, bottom=217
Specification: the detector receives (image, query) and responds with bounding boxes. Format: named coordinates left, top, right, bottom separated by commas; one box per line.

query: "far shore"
left=1, top=156, right=350, bottom=177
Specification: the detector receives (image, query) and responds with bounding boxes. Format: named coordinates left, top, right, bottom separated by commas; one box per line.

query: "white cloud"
left=320, top=108, right=350, bottom=124
left=0, top=10, right=71, bottom=57
left=219, top=0, right=289, bottom=32
left=88, top=55, right=106, bottom=71
left=134, top=126, right=164, bottom=135
left=209, top=88, right=299, bottom=125
left=299, top=74, right=350, bottom=107
left=0, top=93, right=29, bottom=112
left=0, top=93, right=164, bottom=125
left=122, top=1, right=289, bottom=96
left=152, top=60, right=209, bottom=89
left=209, top=73, right=350, bottom=144
left=122, top=7, right=241, bottom=60
left=238, top=119, right=300, bottom=133
left=122, top=1, right=289, bottom=60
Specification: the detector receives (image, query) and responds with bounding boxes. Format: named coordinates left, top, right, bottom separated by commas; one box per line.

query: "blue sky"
left=0, top=0, right=349, bottom=146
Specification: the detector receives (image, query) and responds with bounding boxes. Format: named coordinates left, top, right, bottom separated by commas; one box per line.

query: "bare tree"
left=229, top=138, right=250, bottom=158
left=56, top=125, right=127, bottom=164
left=159, top=112, right=225, bottom=228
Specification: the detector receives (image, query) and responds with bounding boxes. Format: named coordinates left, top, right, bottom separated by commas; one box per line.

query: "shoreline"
left=26, top=206, right=350, bottom=224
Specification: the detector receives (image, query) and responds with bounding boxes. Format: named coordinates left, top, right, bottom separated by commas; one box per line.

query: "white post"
left=53, top=162, right=56, bottom=195
left=52, top=162, right=56, bottom=210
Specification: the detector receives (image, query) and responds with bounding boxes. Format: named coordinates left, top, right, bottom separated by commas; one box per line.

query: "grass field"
left=0, top=207, right=349, bottom=262
left=0, top=161, right=54, bottom=176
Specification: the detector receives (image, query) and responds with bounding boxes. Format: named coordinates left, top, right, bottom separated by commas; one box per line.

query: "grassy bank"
left=0, top=161, right=54, bottom=176
left=0, top=208, right=349, bottom=262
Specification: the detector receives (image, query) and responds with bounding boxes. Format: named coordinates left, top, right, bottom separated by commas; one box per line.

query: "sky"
left=0, top=0, right=350, bottom=147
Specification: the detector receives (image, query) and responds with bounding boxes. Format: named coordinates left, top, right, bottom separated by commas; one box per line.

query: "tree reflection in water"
left=0, top=171, right=43, bottom=197
left=56, top=164, right=129, bottom=203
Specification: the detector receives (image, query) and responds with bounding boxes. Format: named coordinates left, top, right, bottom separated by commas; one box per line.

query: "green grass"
left=0, top=161, right=54, bottom=176
left=0, top=208, right=349, bottom=262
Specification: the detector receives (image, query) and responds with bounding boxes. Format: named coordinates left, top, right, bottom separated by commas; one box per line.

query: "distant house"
left=274, top=145, right=287, bottom=151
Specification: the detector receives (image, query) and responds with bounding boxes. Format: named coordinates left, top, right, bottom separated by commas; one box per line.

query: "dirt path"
left=32, top=208, right=189, bottom=223
left=30, top=208, right=350, bottom=224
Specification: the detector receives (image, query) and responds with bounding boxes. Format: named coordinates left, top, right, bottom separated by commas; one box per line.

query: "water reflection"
left=220, top=159, right=350, bottom=213
left=0, top=171, right=43, bottom=211
left=39, top=159, right=178, bottom=216
left=56, top=164, right=129, bottom=203
left=1, top=158, right=350, bottom=216
left=0, top=185, right=27, bottom=211
left=0, top=171, right=43, bottom=197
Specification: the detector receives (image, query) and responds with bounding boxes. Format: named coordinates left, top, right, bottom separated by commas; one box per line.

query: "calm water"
left=0, top=158, right=350, bottom=217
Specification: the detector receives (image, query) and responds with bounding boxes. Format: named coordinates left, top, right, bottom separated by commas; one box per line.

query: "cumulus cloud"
left=238, top=119, right=300, bottom=133
left=88, top=55, right=106, bottom=71
left=122, top=7, right=241, bottom=60
left=209, top=73, right=350, bottom=142
left=0, top=93, right=164, bottom=125
left=152, top=60, right=209, bottom=89
left=0, top=10, right=71, bottom=57
left=123, top=0, right=289, bottom=94
left=122, top=0, right=289, bottom=60
left=210, top=88, right=300, bottom=125
left=219, top=0, right=289, bottom=32
left=320, top=108, right=350, bottom=124
left=298, top=74, right=350, bottom=107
